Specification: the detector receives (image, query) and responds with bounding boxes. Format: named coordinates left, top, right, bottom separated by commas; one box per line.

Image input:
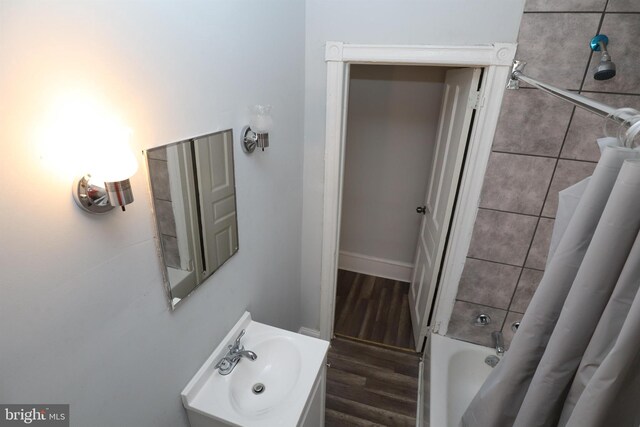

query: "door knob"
left=416, top=206, right=426, bottom=215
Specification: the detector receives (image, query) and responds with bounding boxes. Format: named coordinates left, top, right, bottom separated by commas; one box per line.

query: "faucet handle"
left=232, top=329, right=246, bottom=349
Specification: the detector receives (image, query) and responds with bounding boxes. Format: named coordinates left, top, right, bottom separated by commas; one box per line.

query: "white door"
left=408, top=67, right=482, bottom=350
left=194, top=131, right=238, bottom=275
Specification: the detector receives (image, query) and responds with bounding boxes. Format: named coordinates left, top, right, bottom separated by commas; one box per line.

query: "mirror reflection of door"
left=146, top=129, right=238, bottom=309
left=194, top=132, right=238, bottom=276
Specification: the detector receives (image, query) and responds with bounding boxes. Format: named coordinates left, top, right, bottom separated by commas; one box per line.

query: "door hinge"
left=431, top=321, right=441, bottom=335
left=422, top=322, right=432, bottom=337
left=469, top=90, right=484, bottom=110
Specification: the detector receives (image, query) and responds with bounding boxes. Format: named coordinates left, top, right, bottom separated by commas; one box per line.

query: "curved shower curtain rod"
left=507, top=60, right=637, bottom=131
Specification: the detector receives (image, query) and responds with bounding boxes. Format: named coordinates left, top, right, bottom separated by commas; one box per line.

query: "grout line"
left=489, top=150, right=600, bottom=164
left=467, top=258, right=553, bottom=272
left=466, top=256, right=525, bottom=270
left=504, top=217, right=541, bottom=318
left=577, top=31, right=598, bottom=91
left=523, top=10, right=640, bottom=14
left=455, top=298, right=509, bottom=313
left=491, top=149, right=559, bottom=160
left=477, top=206, right=541, bottom=218
left=523, top=11, right=606, bottom=14
left=557, top=157, right=599, bottom=164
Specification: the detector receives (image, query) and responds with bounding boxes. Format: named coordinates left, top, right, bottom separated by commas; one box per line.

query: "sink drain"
left=252, top=383, right=265, bottom=395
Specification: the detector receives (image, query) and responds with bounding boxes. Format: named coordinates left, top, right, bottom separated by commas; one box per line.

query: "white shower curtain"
left=461, top=146, right=640, bottom=427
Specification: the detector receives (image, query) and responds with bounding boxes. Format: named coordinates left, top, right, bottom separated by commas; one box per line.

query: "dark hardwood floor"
left=325, top=336, right=421, bottom=426
left=334, top=269, right=415, bottom=350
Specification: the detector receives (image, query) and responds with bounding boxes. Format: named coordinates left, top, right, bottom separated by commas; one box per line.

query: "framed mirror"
left=145, top=129, right=238, bottom=309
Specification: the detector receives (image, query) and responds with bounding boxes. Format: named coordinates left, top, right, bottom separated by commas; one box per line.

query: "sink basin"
left=229, top=336, right=302, bottom=416
left=181, top=312, right=329, bottom=427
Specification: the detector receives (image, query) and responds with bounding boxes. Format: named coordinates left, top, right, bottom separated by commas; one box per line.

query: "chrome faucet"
left=214, top=329, right=257, bottom=375
left=492, top=331, right=505, bottom=357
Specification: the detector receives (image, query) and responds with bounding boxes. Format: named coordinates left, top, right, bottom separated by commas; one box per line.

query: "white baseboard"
left=298, top=327, right=321, bottom=339
left=338, top=251, right=414, bottom=282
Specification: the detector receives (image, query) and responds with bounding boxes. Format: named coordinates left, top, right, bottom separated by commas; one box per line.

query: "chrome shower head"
left=590, top=34, right=616, bottom=81
left=594, top=60, right=616, bottom=81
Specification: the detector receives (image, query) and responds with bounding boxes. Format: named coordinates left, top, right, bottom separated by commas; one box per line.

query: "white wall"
left=0, top=1, right=304, bottom=426
left=340, top=65, right=446, bottom=265
left=301, top=0, right=526, bottom=330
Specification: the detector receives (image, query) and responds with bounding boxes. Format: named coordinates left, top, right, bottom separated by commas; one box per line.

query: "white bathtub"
left=429, top=333, right=496, bottom=427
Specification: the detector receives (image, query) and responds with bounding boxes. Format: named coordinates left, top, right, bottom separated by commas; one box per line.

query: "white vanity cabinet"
left=181, top=312, right=329, bottom=427
left=298, top=361, right=326, bottom=427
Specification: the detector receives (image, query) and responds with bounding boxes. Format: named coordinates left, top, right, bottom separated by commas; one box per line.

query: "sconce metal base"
left=73, top=174, right=115, bottom=214
left=73, top=175, right=134, bottom=213
left=241, top=126, right=269, bottom=153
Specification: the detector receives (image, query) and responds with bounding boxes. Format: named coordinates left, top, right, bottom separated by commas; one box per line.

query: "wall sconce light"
left=242, top=105, right=272, bottom=153
left=73, top=126, right=138, bottom=214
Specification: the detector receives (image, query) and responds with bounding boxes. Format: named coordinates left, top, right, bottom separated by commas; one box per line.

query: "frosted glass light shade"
left=248, top=105, right=273, bottom=133
left=89, top=126, right=138, bottom=184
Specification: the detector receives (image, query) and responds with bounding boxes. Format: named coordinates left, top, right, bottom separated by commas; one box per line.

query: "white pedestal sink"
left=181, top=312, right=329, bottom=427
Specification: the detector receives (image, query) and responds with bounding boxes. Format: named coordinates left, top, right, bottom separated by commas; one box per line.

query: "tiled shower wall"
left=447, top=0, right=640, bottom=348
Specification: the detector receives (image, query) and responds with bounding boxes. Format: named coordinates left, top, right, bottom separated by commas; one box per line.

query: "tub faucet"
left=492, top=331, right=504, bottom=356
left=214, top=329, right=258, bottom=375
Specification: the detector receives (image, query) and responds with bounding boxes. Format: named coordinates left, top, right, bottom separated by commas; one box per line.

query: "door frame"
left=319, top=42, right=517, bottom=341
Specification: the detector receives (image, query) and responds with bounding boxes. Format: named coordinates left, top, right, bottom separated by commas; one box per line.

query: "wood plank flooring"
left=334, top=269, right=415, bottom=350
left=325, top=337, right=421, bottom=426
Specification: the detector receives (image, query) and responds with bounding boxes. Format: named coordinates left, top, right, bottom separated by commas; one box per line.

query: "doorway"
left=319, top=42, right=517, bottom=349
left=333, top=63, right=481, bottom=352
